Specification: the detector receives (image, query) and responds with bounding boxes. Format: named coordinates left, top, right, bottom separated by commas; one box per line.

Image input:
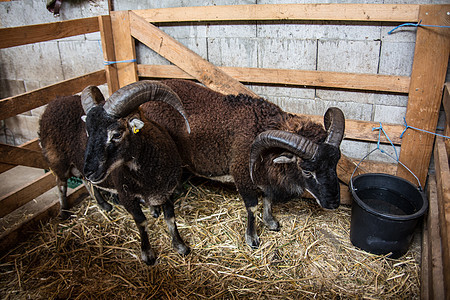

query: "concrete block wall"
left=1, top=0, right=448, bottom=163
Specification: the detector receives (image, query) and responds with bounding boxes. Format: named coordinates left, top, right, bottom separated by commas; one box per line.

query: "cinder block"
left=314, top=99, right=373, bottom=122
left=137, top=37, right=208, bottom=65
left=0, top=79, right=25, bottom=98
left=316, top=89, right=408, bottom=107
left=318, top=40, right=380, bottom=74
left=258, top=22, right=381, bottom=41
left=379, top=42, right=415, bottom=76
left=340, top=139, right=371, bottom=162
left=251, top=85, right=315, bottom=101
left=7, top=42, right=65, bottom=83
left=114, top=0, right=255, bottom=10
left=4, top=114, right=40, bottom=142
left=373, top=105, right=407, bottom=124
left=208, top=38, right=258, bottom=67
left=258, top=38, right=317, bottom=70
left=159, top=25, right=208, bottom=40
left=58, top=40, right=104, bottom=79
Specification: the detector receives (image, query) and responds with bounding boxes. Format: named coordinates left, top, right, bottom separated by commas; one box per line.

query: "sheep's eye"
left=111, top=132, right=122, bottom=141
left=302, top=170, right=313, bottom=178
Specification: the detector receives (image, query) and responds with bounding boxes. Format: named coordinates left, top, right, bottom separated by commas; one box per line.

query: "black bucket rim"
left=350, top=173, right=428, bottom=221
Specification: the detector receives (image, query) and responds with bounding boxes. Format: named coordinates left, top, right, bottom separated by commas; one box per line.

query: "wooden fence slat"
left=133, top=4, right=420, bottom=23
left=0, top=139, right=41, bottom=174
left=110, top=11, right=138, bottom=88
left=0, top=185, right=88, bottom=256
left=435, top=137, right=450, bottom=296
left=0, top=143, right=48, bottom=169
left=138, top=64, right=410, bottom=94
left=98, top=15, right=120, bottom=95
left=129, top=11, right=258, bottom=97
left=397, top=5, right=450, bottom=186
left=0, top=17, right=99, bottom=49
left=0, top=70, right=106, bottom=121
left=0, top=172, right=56, bottom=218
left=443, top=83, right=450, bottom=155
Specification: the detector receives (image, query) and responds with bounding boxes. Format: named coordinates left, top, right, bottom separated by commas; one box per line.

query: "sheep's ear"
left=81, top=115, right=87, bottom=123
left=129, top=118, right=144, bottom=134
left=273, top=152, right=296, bottom=164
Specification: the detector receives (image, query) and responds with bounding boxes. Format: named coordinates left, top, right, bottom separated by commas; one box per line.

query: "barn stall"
left=0, top=3, right=449, bottom=299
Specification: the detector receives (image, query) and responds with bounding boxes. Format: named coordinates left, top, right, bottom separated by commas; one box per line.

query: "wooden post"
left=98, top=15, right=120, bottom=95
left=110, top=11, right=138, bottom=88
left=397, top=5, right=450, bottom=186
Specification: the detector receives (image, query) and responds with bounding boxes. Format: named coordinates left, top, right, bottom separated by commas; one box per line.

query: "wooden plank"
left=0, top=70, right=106, bottom=120
left=139, top=64, right=405, bottom=145
left=435, top=137, right=450, bottom=297
left=0, top=143, right=48, bottom=169
left=426, top=174, right=446, bottom=299
left=138, top=64, right=410, bottom=94
left=0, top=17, right=99, bottom=49
left=0, top=139, right=41, bottom=174
left=110, top=11, right=138, bottom=88
left=0, top=185, right=88, bottom=256
left=133, top=4, right=420, bottom=23
left=129, top=11, right=258, bottom=97
left=443, top=83, right=450, bottom=156
left=98, top=15, right=120, bottom=95
left=0, top=172, right=56, bottom=218
left=397, top=5, right=450, bottom=186
left=421, top=205, right=431, bottom=300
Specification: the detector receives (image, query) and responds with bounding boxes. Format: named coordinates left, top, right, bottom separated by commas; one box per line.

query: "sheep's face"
left=83, top=106, right=142, bottom=184
left=261, top=143, right=341, bottom=209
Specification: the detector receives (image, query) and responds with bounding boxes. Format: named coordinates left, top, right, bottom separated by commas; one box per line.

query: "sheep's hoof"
left=149, top=206, right=161, bottom=218
left=59, top=210, right=72, bottom=220
left=245, top=232, right=260, bottom=249
left=99, top=201, right=113, bottom=212
left=264, top=218, right=280, bottom=231
left=174, top=242, right=191, bottom=256
left=141, top=249, right=157, bottom=266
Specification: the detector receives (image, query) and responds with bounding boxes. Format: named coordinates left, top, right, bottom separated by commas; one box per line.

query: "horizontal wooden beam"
left=0, top=17, right=99, bottom=49
left=0, top=70, right=106, bottom=120
left=138, top=64, right=410, bottom=94
left=0, top=185, right=88, bottom=256
left=133, top=4, right=420, bottom=23
left=138, top=65, right=405, bottom=145
left=0, top=143, right=48, bottom=169
left=0, top=172, right=56, bottom=218
left=0, top=139, right=41, bottom=174
left=129, top=11, right=258, bottom=97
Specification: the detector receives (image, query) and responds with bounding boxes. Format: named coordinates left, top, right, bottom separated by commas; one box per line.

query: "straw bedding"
left=0, top=178, right=421, bottom=299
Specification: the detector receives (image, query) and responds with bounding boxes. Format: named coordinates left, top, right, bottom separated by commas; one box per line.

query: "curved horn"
left=104, top=80, right=190, bottom=133
left=323, top=107, right=345, bottom=147
left=249, top=130, right=319, bottom=182
left=81, top=85, right=105, bottom=114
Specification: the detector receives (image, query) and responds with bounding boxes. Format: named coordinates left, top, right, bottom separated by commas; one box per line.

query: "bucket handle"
left=350, top=124, right=423, bottom=192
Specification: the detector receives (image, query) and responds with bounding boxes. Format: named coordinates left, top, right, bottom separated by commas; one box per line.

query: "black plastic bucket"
left=350, top=173, right=428, bottom=258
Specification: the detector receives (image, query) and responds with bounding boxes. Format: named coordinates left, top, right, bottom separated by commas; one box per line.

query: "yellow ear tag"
left=133, top=126, right=140, bottom=134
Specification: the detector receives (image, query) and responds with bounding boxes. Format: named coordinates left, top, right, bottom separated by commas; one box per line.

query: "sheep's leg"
left=124, top=199, right=156, bottom=265
left=149, top=205, right=161, bottom=218
left=82, top=179, right=113, bottom=212
left=162, top=199, right=190, bottom=256
left=262, top=193, right=280, bottom=231
left=57, top=178, right=70, bottom=220
left=241, top=191, right=260, bottom=249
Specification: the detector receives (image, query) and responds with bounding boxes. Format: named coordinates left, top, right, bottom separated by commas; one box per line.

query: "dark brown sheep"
left=142, top=79, right=345, bottom=248
left=39, top=81, right=191, bottom=264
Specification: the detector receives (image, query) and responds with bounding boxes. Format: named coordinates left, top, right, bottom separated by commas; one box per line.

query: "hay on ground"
left=0, top=178, right=421, bottom=299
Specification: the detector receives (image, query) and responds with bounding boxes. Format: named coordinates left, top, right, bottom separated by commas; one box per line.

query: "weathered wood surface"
left=110, top=11, right=138, bottom=88
left=0, top=185, right=88, bottom=256
left=0, top=172, right=56, bottom=218
left=133, top=4, right=420, bottom=23
left=0, top=139, right=41, bottom=174
left=0, top=143, right=48, bottom=169
left=138, top=64, right=410, bottom=94
left=98, top=15, right=120, bottom=95
left=0, top=70, right=106, bottom=120
left=0, top=17, right=99, bottom=49
left=435, top=137, right=450, bottom=297
left=129, top=11, right=258, bottom=97
left=397, top=5, right=450, bottom=186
